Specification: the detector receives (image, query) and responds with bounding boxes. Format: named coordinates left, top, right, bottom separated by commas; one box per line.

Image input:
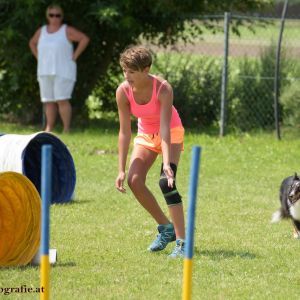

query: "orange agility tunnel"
left=0, top=172, right=41, bottom=267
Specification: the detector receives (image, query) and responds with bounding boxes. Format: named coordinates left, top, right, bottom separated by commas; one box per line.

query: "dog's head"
left=288, top=173, right=300, bottom=204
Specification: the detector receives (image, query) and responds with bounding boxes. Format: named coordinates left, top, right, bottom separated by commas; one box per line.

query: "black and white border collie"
left=272, top=173, right=300, bottom=239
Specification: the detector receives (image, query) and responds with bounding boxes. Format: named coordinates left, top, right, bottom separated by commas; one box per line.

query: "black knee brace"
left=159, top=163, right=182, bottom=206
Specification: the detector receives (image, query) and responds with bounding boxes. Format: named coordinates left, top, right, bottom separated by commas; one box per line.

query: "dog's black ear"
left=294, top=172, right=299, bottom=180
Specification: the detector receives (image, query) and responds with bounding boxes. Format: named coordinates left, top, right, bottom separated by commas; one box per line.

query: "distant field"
left=1, top=122, right=300, bottom=299
left=199, top=19, right=300, bottom=42
left=145, top=18, right=300, bottom=57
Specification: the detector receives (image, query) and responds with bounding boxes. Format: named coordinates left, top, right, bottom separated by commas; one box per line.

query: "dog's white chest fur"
left=290, top=201, right=300, bottom=221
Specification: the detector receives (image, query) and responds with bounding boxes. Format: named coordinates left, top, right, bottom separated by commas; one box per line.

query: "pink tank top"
left=121, top=76, right=182, bottom=134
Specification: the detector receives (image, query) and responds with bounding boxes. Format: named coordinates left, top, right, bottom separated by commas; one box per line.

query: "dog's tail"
left=271, top=207, right=289, bottom=223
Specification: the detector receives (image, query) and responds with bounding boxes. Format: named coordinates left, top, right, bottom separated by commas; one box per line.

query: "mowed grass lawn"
left=1, top=123, right=300, bottom=299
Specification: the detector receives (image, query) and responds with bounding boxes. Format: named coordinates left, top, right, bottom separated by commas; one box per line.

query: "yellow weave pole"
left=40, top=256, right=50, bottom=300
left=40, top=145, right=52, bottom=300
left=182, top=259, right=193, bottom=300
left=182, top=146, right=201, bottom=300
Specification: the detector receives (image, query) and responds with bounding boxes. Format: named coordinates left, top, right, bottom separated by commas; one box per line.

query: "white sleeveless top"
left=37, top=24, right=76, bottom=81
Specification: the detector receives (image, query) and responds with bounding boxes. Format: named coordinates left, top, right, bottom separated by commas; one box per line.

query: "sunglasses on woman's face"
left=48, top=13, right=61, bottom=18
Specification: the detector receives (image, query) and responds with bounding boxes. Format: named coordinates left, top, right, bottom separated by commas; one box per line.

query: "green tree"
left=0, top=0, right=271, bottom=123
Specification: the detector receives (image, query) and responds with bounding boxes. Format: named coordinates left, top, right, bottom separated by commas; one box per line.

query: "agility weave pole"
left=40, top=145, right=52, bottom=300
left=182, top=146, right=201, bottom=300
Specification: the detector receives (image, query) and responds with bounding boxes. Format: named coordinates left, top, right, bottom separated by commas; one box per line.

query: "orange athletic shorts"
left=134, top=126, right=185, bottom=154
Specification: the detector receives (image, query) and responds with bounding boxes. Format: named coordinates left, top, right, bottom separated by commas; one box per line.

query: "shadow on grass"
left=66, top=199, right=94, bottom=205
left=52, top=261, right=76, bottom=268
left=0, top=261, right=76, bottom=270
left=0, top=265, right=38, bottom=271
left=52, top=199, right=94, bottom=206
left=195, top=248, right=257, bottom=260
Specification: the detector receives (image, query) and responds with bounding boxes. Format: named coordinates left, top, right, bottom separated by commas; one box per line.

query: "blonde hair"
left=120, top=46, right=152, bottom=71
left=46, top=4, right=64, bottom=19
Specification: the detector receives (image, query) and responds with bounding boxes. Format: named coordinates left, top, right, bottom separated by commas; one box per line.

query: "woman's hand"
left=115, top=171, right=126, bottom=193
left=163, top=164, right=174, bottom=188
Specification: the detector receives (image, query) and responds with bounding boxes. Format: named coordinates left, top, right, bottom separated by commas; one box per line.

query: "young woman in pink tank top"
left=115, top=46, right=185, bottom=257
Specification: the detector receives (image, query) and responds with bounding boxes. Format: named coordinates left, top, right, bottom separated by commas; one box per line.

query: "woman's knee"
left=57, top=100, right=71, bottom=107
left=127, top=173, right=144, bottom=191
left=45, top=104, right=57, bottom=117
left=45, top=102, right=57, bottom=109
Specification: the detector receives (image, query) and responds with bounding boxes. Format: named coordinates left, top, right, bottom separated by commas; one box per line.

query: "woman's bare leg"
left=57, top=100, right=72, bottom=133
left=44, top=102, right=57, bottom=132
left=128, top=145, right=170, bottom=225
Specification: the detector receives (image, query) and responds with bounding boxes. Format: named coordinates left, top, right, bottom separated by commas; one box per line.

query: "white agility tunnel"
left=0, top=132, right=76, bottom=204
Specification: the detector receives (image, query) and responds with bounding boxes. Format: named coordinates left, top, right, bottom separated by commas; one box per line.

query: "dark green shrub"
left=152, top=53, right=222, bottom=128
left=86, top=64, right=122, bottom=121
left=280, top=81, right=300, bottom=126
left=228, top=44, right=282, bottom=131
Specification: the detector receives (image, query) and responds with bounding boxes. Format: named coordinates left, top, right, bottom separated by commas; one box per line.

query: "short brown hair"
left=120, top=46, right=152, bottom=71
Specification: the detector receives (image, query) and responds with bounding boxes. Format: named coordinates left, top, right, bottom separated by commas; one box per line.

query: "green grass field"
left=1, top=123, right=300, bottom=299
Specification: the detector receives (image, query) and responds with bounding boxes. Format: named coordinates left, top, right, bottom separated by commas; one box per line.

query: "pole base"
left=30, top=248, right=57, bottom=265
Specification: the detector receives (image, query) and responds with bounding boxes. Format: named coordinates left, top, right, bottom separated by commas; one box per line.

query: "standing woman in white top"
left=29, top=4, right=90, bottom=133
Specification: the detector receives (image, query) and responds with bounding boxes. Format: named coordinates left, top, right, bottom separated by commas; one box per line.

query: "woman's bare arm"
left=29, top=28, right=41, bottom=59
left=159, top=82, right=174, bottom=187
left=66, top=26, right=90, bottom=61
left=115, top=85, right=131, bottom=192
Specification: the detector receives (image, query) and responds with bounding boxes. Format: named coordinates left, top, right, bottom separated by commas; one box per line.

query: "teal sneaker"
left=169, top=239, right=185, bottom=258
left=148, top=223, right=176, bottom=252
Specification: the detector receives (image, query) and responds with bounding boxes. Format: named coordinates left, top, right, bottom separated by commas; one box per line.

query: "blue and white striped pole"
left=182, top=146, right=201, bottom=300
left=40, top=145, right=52, bottom=300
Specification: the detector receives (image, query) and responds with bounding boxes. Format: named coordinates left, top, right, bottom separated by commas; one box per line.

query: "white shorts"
left=38, top=76, right=75, bottom=103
